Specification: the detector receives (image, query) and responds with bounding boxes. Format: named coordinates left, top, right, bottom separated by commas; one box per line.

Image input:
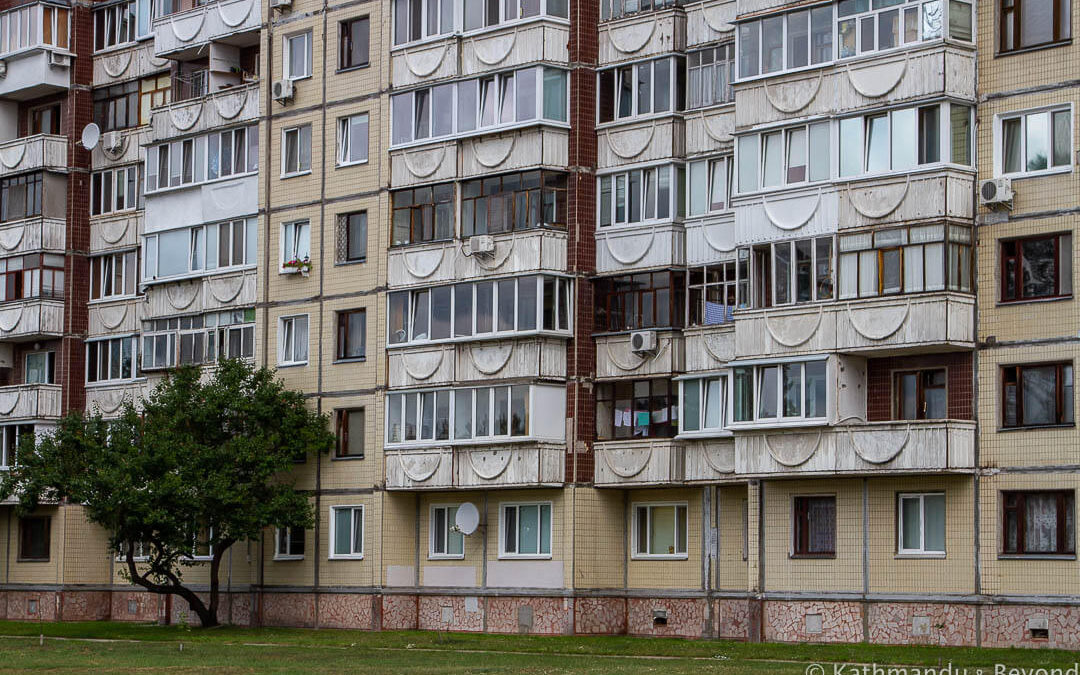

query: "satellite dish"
left=454, top=502, right=480, bottom=536
left=81, top=123, right=101, bottom=150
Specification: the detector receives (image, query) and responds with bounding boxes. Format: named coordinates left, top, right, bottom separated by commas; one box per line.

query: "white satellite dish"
left=454, top=502, right=480, bottom=536
left=81, top=123, right=101, bottom=150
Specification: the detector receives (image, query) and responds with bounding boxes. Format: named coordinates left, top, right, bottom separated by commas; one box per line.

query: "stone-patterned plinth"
left=318, top=593, right=375, bottom=630
left=627, top=598, right=710, bottom=638
left=382, top=594, right=418, bottom=630
left=574, top=597, right=626, bottom=634
left=868, top=602, right=976, bottom=646
left=764, top=600, right=864, bottom=643
left=982, top=604, right=1080, bottom=650
left=486, top=596, right=572, bottom=635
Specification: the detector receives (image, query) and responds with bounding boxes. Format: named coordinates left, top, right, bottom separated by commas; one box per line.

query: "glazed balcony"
left=387, top=337, right=568, bottom=388
left=384, top=443, right=565, bottom=490
left=0, top=135, right=66, bottom=180
left=0, top=297, right=64, bottom=342
left=733, top=292, right=974, bottom=359
left=144, top=174, right=258, bottom=233
left=599, top=7, right=685, bottom=66
left=388, top=229, right=567, bottom=289
left=594, top=438, right=737, bottom=486
left=595, top=330, right=684, bottom=380
left=149, top=82, right=258, bottom=144
left=735, top=419, right=975, bottom=477
left=152, top=0, right=261, bottom=61
left=0, top=383, right=62, bottom=422
left=0, top=3, right=72, bottom=100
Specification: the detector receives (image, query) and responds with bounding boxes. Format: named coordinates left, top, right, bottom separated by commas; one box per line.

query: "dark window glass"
left=19, top=517, right=50, bottom=561
left=1001, top=234, right=1071, bottom=302
left=1002, top=491, right=1075, bottom=555
left=1003, top=363, right=1074, bottom=428
left=339, top=17, right=370, bottom=70
left=595, top=378, right=679, bottom=441
left=793, top=496, right=835, bottom=556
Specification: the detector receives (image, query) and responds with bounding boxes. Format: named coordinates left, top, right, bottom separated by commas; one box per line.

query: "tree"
left=0, top=359, right=335, bottom=627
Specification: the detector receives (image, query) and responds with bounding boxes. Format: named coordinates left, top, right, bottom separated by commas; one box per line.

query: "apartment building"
left=0, top=0, right=1074, bottom=648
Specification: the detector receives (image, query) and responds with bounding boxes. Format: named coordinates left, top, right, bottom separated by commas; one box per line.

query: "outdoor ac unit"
left=979, top=177, right=1013, bottom=209
left=630, top=330, right=658, bottom=354
left=48, top=51, right=70, bottom=68
left=102, top=131, right=122, bottom=151
left=269, top=0, right=291, bottom=9
left=468, top=235, right=495, bottom=255
left=272, top=79, right=294, bottom=103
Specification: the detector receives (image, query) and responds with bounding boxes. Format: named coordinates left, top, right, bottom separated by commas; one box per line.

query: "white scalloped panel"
left=398, top=452, right=443, bottom=482
left=0, top=224, right=24, bottom=251
left=468, top=448, right=512, bottom=480
left=762, top=191, right=820, bottom=230
left=763, top=308, right=822, bottom=348
left=847, top=178, right=909, bottom=219
left=764, top=432, right=820, bottom=467
left=469, top=343, right=514, bottom=375
left=607, top=19, right=656, bottom=54
left=847, top=427, right=908, bottom=464
left=846, top=57, right=906, bottom=98
left=600, top=446, right=652, bottom=478
left=472, top=136, right=515, bottom=168
left=401, top=247, right=445, bottom=280
left=763, top=72, right=822, bottom=114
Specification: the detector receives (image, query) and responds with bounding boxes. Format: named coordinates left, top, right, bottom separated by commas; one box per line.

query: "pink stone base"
left=111, top=591, right=163, bottom=623
left=259, top=592, right=316, bottom=628
left=381, top=594, right=418, bottom=630
left=417, top=595, right=484, bottom=632
left=627, top=598, right=710, bottom=638
left=574, top=597, right=626, bottom=635
left=764, top=600, right=864, bottom=643
left=868, top=602, right=977, bottom=646
left=59, top=591, right=111, bottom=621
left=982, top=604, right=1080, bottom=650
left=318, top=593, right=376, bottom=630
left=716, top=598, right=751, bottom=640
left=486, top=596, right=572, bottom=635
left=2, top=591, right=59, bottom=621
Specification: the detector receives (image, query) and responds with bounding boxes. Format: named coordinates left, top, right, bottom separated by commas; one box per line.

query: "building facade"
left=0, top=0, right=1074, bottom=648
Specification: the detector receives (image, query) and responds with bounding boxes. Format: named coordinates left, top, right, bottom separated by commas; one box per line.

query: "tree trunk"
left=124, top=544, right=224, bottom=628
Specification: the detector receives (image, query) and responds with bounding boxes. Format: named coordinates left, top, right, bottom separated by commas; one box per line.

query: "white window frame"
left=278, top=314, right=309, bottom=366
left=897, top=492, right=946, bottom=556
left=498, top=501, right=553, bottom=559
left=24, top=351, right=52, bottom=385
left=90, top=250, right=138, bottom=301
left=597, top=165, right=675, bottom=228
left=281, top=126, right=312, bottom=178
left=329, top=505, right=364, bottom=559
left=284, top=31, right=312, bottom=80
left=337, top=113, right=370, bottom=167
left=90, top=165, right=138, bottom=216
left=631, top=502, right=689, bottom=560
left=687, top=157, right=733, bottom=216
left=429, top=504, right=465, bottom=560
left=385, top=384, right=535, bottom=446
left=678, top=374, right=729, bottom=437
left=731, top=357, right=830, bottom=427
left=144, top=125, right=257, bottom=194
left=280, top=219, right=311, bottom=272
left=86, top=335, right=137, bottom=384
left=142, top=219, right=257, bottom=283
left=0, top=424, right=32, bottom=470
left=995, top=105, right=1074, bottom=179
left=273, top=526, right=305, bottom=561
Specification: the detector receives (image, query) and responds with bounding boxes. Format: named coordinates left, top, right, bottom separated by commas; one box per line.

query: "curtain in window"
left=808, top=498, right=835, bottom=553
left=1025, top=493, right=1059, bottom=553
left=1021, top=365, right=1056, bottom=426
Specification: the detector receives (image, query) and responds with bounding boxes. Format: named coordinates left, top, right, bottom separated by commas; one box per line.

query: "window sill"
left=273, top=555, right=304, bottom=562
left=390, top=119, right=571, bottom=152
left=145, top=170, right=258, bottom=197
left=334, top=258, right=367, bottom=267
left=286, top=74, right=312, bottom=83
left=727, top=418, right=830, bottom=431
left=336, top=159, right=369, bottom=169
left=386, top=436, right=542, bottom=449
left=675, top=430, right=734, bottom=440
left=280, top=170, right=313, bottom=180
left=141, top=264, right=257, bottom=288
left=997, top=554, right=1076, bottom=560
left=88, top=295, right=141, bottom=306
left=789, top=554, right=835, bottom=560
left=997, top=424, right=1076, bottom=433
left=336, top=63, right=370, bottom=75
left=389, top=329, right=572, bottom=349
left=332, top=357, right=367, bottom=365
left=328, top=554, right=365, bottom=560
left=996, top=40, right=1073, bottom=58
left=894, top=552, right=946, bottom=559
left=16, top=558, right=49, bottom=563
left=85, top=378, right=147, bottom=389
left=428, top=554, right=465, bottom=561
left=998, top=166, right=1072, bottom=181
left=630, top=554, right=689, bottom=561
left=331, top=454, right=366, bottom=461
left=497, top=554, right=552, bottom=561
left=277, top=362, right=308, bottom=369
left=997, top=295, right=1072, bottom=307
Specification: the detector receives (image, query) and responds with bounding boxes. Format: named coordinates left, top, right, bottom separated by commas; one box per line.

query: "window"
left=1000, top=0, right=1071, bottom=52
left=387, top=384, right=546, bottom=444
left=898, top=493, right=946, bottom=555
left=116, top=540, right=151, bottom=561
left=391, top=67, right=567, bottom=146
left=281, top=220, right=310, bottom=271
left=686, top=158, right=732, bottom=216
left=187, top=523, right=214, bottom=560
left=336, top=408, right=365, bottom=458
left=94, top=1, right=135, bottom=51
left=0, top=424, right=33, bottom=469
left=681, top=376, right=727, bottom=434
left=597, top=57, right=683, bottom=123
left=633, top=503, right=687, bottom=558
left=1003, top=363, right=1074, bottom=428
left=688, top=262, right=741, bottom=326
left=836, top=103, right=969, bottom=178
left=732, top=360, right=828, bottom=423
left=275, top=527, right=305, bottom=559
left=86, top=337, right=136, bottom=383
left=1003, top=491, right=1075, bottom=555
left=394, top=0, right=452, bottom=45
left=594, top=271, right=685, bottom=332
left=141, top=309, right=255, bottom=370
left=336, top=309, right=366, bottom=360
left=279, top=315, right=309, bottom=366
left=836, top=0, right=952, bottom=60
left=337, top=211, right=368, bottom=263
left=143, top=219, right=257, bottom=281
left=596, top=378, right=678, bottom=441
left=285, top=31, right=312, bottom=80
left=0, top=253, right=64, bottom=303
left=139, top=73, right=171, bottom=125
left=1001, top=234, right=1072, bottom=302
left=24, top=351, right=53, bottom=385
left=339, top=17, right=369, bottom=69
left=91, top=166, right=138, bottom=216
left=0, top=4, right=69, bottom=56
left=894, top=369, right=947, bottom=420
left=90, top=251, right=138, bottom=300
left=330, top=505, right=364, bottom=558
left=463, top=170, right=568, bottom=235
left=737, top=122, right=830, bottom=192
left=431, top=505, right=464, bottom=558
left=337, top=114, right=369, bottom=166
left=738, top=5, right=834, bottom=78
left=208, top=126, right=255, bottom=180
left=742, top=237, right=834, bottom=308
left=601, top=0, right=682, bottom=20
left=838, top=225, right=972, bottom=299
left=0, top=173, right=43, bottom=223
left=145, top=125, right=259, bottom=192
left=30, top=104, right=61, bottom=135
left=388, top=275, right=571, bottom=345
left=1000, top=108, right=1072, bottom=176
left=392, top=184, right=454, bottom=245
left=18, top=516, right=49, bottom=561
left=500, top=503, right=551, bottom=557
left=793, top=496, right=835, bottom=557
left=282, top=126, right=312, bottom=176
left=93, top=81, right=139, bottom=132
left=687, top=45, right=734, bottom=109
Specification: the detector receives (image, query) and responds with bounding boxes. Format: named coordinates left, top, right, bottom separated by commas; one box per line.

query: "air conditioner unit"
left=467, top=234, right=495, bottom=256
left=979, top=177, right=1013, bottom=209
left=48, top=51, right=70, bottom=68
left=272, top=79, right=294, bottom=103
left=102, top=131, right=122, bottom=152
left=269, top=0, right=291, bottom=8
left=630, top=330, right=658, bottom=354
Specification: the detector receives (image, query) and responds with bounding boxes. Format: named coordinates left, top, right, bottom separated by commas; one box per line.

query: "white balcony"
left=0, top=135, right=66, bottom=180
left=595, top=222, right=685, bottom=273
left=685, top=104, right=734, bottom=157
left=683, top=324, right=734, bottom=373
left=144, top=174, right=258, bottom=233
left=143, top=268, right=255, bottom=319
left=599, top=8, right=685, bottom=66
left=89, top=298, right=145, bottom=337
left=736, top=420, right=975, bottom=476
left=388, top=229, right=567, bottom=288
left=150, top=82, right=258, bottom=143
left=153, top=0, right=261, bottom=60
left=0, top=383, right=62, bottom=422
left=0, top=298, right=64, bottom=342
left=685, top=211, right=735, bottom=267
left=0, top=217, right=65, bottom=257
left=595, top=330, right=684, bottom=380
left=597, top=117, right=684, bottom=169
left=594, top=439, right=738, bottom=486
left=685, top=0, right=735, bottom=48
left=387, top=337, right=568, bottom=388
left=734, top=292, right=974, bottom=358
left=86, top=381, right=151, bottom=418
left=385, top=443, right=565, bottom=490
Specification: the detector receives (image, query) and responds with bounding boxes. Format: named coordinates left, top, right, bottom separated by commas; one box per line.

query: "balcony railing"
left=0, top=383, right=62, bottom=421
left=0, top=134, right=66, bottom=179
left=0, top=296, right=64, bottom=341
left=385, top=443, right=565, bottom=490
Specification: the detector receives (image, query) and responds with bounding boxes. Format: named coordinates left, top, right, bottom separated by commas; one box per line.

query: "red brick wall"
left=865, top=352, right=974, bottom=422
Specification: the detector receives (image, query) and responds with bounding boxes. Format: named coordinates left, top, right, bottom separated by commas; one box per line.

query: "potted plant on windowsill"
left=282, top=257, right=311, bottom=277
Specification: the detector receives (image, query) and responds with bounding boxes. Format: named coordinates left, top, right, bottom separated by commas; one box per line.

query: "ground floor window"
left=898, top=493, right=945, bottom=555
left=330, top=506, right=364, bottom=558
left=633, top=503, right=687, bottom=558
left=500, top=503, right=551, bottom=558
left=1002, top=491, right=1075, bottom=556
left=792, top=496, right=835, bottom=557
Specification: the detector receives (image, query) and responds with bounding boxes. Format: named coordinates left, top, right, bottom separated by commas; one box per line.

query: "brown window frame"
left=461, top=170, right=569, bottom=237
left=336, top=309, right=366, bottom=361
left=336, top=408, right=365, bottom=459
left=999, top=0, right=1072, bottom=54
left=1000, top=234, right=1071, bottom=302
left=339, top=16, right=370, bottom=71
left=336, top=211, right=367, bottom=264
left=1002, top=490, right=1075, bottom=555
left=893, top=368, right=948, bottom=420
left=594, top=270, right=686, bottom=332
left=1002, top=362, right=1074, bottom=428
left=391, top=183, right=455, bottom=246
left=18, top=516, right=50, bottom=562
left=792, top=495, right=836, bottom=558
left=595, top=378, right=679, bottom=441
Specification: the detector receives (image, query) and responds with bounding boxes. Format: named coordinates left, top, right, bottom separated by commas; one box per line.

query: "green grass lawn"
left=0, top=621, right=1076, bottom=673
